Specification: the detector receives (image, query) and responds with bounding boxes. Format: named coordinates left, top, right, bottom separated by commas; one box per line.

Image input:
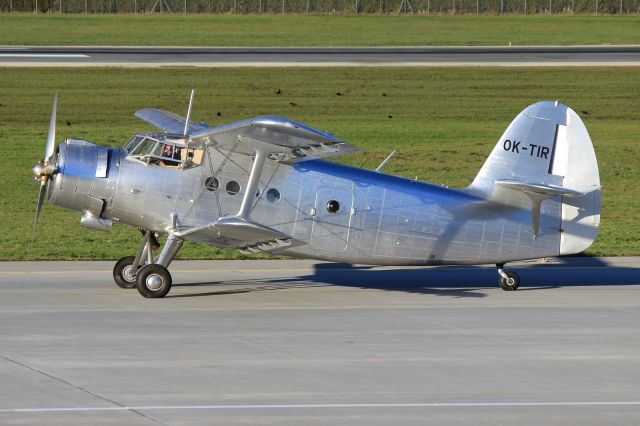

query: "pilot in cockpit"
left=161, top=143, right=173, bottom=158
left=158, top=143, right=181, bottom=166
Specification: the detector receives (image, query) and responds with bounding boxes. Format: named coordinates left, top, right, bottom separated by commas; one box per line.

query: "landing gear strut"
left=135, top=233, right=183, bottom=298
left=112, top=231, right=182, bottom=298
left=496, top=263, right=520, bottom=291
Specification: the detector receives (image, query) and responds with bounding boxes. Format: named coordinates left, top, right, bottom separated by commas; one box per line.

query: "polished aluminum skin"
left=33, top=98, right=601, bottom=296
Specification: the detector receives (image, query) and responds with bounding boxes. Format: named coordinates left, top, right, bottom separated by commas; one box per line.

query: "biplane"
left=32, top=92, right=600, bottom=297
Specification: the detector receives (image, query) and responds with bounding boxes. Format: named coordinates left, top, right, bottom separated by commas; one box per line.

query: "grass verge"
left=0, top=66, right=638, bottom=259
left=1, top=14, right=640, bottom=46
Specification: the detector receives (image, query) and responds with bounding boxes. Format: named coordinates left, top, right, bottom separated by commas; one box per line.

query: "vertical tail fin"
left=470, top=101, right=600, bottom=255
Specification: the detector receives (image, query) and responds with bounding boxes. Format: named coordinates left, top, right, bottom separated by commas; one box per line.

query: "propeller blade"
left=32, top=181, right=47, bottom=238
left=45, top=94, right=57, bottom=161
left=29, top=182, right=47, bottom=254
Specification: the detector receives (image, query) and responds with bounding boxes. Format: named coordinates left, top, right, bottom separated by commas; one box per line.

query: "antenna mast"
left=184, top=89, right=195, bottom=137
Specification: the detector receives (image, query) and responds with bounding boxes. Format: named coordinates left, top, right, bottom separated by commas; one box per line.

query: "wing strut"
left=174, top=135, right=302, bottom=253
left=228, top=135, right=289, bottom=222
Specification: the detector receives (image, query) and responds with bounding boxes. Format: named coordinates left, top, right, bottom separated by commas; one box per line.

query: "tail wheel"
left=113, top=256, right=138, bottom=289
left=499, top=271, right=520, bottom=291
left=136, top=264, right=172, bottom=298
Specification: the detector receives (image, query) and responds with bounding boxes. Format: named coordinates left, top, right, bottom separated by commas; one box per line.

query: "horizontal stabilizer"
left=496, top=179, right=589, bottom=197
left=496, top=179, right=597, bottom=240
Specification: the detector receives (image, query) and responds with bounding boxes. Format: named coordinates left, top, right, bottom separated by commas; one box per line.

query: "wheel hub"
left=122, top=265, right=136, bottom=282
left=146, top=274, right=163, bottom=291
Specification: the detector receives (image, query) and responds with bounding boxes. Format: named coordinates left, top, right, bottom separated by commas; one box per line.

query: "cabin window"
left=266, top=188, right=281, bottom=202
left=226, top=180, right=241, bottom=195
left=205, top=177, right=219, bottom=191
left=326, top=200, right=340, bottom=213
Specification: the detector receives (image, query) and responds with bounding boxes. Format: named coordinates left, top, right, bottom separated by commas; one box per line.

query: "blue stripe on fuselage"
left=293, top=160, right=481, bottom=202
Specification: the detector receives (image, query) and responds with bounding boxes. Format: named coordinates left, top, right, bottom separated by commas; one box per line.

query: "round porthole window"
left=226, top=180, right=241, bottom=195
left=266, top=188, right=281, bottom=202
left=326, top=200, right=340, bottom=213
left=204, top=177, right=219, bottom=191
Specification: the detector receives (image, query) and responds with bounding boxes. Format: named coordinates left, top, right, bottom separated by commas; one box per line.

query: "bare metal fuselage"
left=49, top=142, right=560, bottom=266
left=33, top=100, right=600, bottom=297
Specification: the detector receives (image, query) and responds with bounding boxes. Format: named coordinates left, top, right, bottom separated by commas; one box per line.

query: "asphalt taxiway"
left=1, top=257, right=639, bottom=425
left=1, top=45, right=640, bottom=66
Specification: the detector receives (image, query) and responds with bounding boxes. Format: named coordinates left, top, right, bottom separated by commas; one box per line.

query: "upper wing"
left=135, top=108, right=210, bottom=135
left=188, top=115, right=358, bottom=162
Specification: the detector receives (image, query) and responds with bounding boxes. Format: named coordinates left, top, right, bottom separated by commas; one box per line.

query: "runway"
left=1, top=45, right=640, bottom=66
left=1, top=257, right=639, bottom=425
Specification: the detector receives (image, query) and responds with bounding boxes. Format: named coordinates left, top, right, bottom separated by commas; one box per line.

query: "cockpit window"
left=131, top=138, right=156, bottom=158
left=148, top=142, right=184, bottom=167
left=124, top=135, right=145, bottom=153
left=126, top=135, right=203, bottom=169
left=152, top=143, right=182, bottom=161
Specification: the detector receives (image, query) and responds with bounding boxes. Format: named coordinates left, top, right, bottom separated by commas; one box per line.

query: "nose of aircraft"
left=31, top=95, right=119, bottom=235
left=47, top=142, right=107, bottom=211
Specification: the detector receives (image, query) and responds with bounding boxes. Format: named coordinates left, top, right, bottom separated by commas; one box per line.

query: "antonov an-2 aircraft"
left=32, top=92, right=600, bottom=298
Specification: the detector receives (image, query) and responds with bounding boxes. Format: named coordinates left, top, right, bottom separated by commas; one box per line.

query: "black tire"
left=136, top=264, right=172, bottom=298
left=499, top=271, right=520, bottom=291
left=113, top=256, right=139, bottom=289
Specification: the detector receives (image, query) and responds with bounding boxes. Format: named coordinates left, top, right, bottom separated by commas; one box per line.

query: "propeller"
left=31, top=94, right=59, bottom=234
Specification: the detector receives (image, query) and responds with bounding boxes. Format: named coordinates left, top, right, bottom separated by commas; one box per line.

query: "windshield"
left=131, top=138, right=156, bottom=158
left=124, top=135, right=145, bottom=153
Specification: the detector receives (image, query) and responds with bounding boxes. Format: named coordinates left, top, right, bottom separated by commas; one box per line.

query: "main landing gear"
left=112, top=230, right=183, bottom=298
left=496, top=263, right=520, bottom=291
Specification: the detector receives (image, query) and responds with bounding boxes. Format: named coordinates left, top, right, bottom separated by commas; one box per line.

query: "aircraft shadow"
left=168, top=257, right=640, bottom=299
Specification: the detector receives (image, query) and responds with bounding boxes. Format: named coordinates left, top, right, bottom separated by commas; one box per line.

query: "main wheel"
left=136, top=264, right=172, bottom=298
left=499, top=271, right=520, bottom=291
left=113, top=256, right=139, bottom=289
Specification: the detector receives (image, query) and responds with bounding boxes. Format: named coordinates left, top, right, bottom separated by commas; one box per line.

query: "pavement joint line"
left=3, top=401, right=640, bottom=413
left=0, top=354, right=165, bottom=424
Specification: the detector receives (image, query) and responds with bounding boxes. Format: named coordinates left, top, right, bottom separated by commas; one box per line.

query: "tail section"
left=470, top=101, right=600, bottom=255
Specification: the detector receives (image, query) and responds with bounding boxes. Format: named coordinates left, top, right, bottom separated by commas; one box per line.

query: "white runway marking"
left=3, top=401, right=640, bottom=413
left=0, top=54, right=89, bottom=58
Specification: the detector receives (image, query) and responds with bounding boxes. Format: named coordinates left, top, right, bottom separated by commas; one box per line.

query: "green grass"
left=1, top=14, right=640, bottom=46
left=1, top=66, right=639, bottom=259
